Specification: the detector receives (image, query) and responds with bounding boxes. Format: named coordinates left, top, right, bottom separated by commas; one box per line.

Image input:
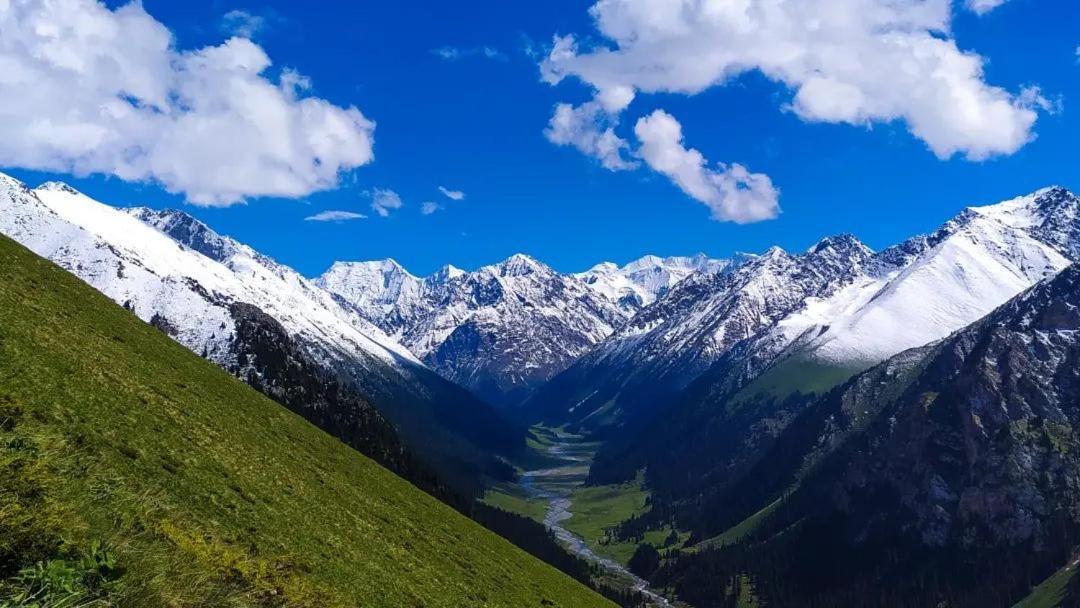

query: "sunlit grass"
left=0, top=235, right=613, bottom=608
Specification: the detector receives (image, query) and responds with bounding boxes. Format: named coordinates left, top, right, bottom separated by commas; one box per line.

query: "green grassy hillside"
left=0, top=235, right=612, bottom=608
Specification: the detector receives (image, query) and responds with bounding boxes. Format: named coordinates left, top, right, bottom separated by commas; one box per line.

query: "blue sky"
left=3, top=0, right=1078, bottom=276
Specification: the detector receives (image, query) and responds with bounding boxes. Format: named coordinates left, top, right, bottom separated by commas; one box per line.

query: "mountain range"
left=317, top=254, right=629, bottom=406
left=3, top=171, right=1079, bottom=607
left=653, top=258, right=1080, bottom=608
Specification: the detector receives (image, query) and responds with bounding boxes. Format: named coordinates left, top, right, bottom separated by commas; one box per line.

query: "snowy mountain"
left=526, top=234, right=877, bottom=431
left=575, top=253, right=729, bottom=312
left=531, top=188, right=1079, bottom=436
left=319, top=254, right=629, bottom=406
left=582, top=186, right=1080, bottom=520
left=654, top=263, right=1080, bottom=607
left=0, top=174, right=520, bottom=493
left=769, top=187, right=1073, bottom=370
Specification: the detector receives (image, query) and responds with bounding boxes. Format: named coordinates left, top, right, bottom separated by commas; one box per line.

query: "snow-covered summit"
left=768, top=187, right=1078, bottom=373
left=491, top=253, right=548, bottom=277
left=319, top=252, right=630, bottom=405
left=36, top=181, right=83, bottom=196
left=576, top=252, right=729, bottom=312
left=528, top=187, right=1080, bottom=431
left=318, top=259, right=424, bottom=319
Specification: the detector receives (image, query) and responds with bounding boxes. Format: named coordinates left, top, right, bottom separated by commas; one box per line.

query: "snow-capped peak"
left=0, top=172, right=33, bottom=198
left=3, top=180, right=423, bottom=374
left=317, top=260, right=423, bottom=315
left=319, top=251, right=630, bottom=405
left=35, top=181, right=83, bottom=196
left=761, top=245, right=789, bottom=259
left=493, top=253, right=548, bottom=277
left=777, top=186, right=1076, bottom=370
left=428, top=264, right=465, bottom=284
left=584, top=261, right=620, bottom=274
left=126, top=207, right=250, bottom=264
left=576, top=252, right=729, bottom=312
left=808, top=234, right=872, bottom=256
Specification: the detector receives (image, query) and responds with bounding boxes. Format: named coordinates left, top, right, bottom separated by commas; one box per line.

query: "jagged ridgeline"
left=0, top=234, right=613, bottom=607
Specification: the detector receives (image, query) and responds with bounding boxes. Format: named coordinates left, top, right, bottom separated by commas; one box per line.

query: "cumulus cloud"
left=368, top=188, right=404, bottom=217
left=543, top=0, right=1047, bottom=161
left=421, top=201, right=442, bottom=215
left=545, top=97, right=637, bottom=170
left=438, top=186, right=466, bottom=201
left=965, top=0, right=1009, bottom=14
left=0, top=0, right=376, bottom=206
left=635, top=110, right=779, bottom=223
left=304, top=210, right=366, bottom=222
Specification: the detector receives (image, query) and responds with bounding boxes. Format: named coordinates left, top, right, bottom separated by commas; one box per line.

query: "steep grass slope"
left=0, top=235, right=611, bottom=608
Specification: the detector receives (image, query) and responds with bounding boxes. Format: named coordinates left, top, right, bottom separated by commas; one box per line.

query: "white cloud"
left=965, top=0, right=1008, bottom=14
left=368, top=188, right=404, bottom=217
left=543, top=0, right=1046, bottom=161
left=220, top=9, right=270, bottom=38
left=421, top=201, right=442, bottom=215
left=545, top=97, right=638, bottom=170
left=304, top=210, right=366, bottom=222
left=438, top=186, right=466, bottom=201
left=635, top=110, right=779, bottom=223
left=0, top=0, right=375, bottom=206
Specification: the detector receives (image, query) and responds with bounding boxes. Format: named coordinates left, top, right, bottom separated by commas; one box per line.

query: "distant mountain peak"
left=35, top=180, right=83, bottom=196
left=584, top=261, right=620, bottom=274
left=575, top=252, right=729, bottom=313
left=428, top=263, right=465, bottom=283
left=0, top=172, right=32, bottom=195
left=762, top=245, right=788, bottom=258
left=127, top=207, right=245, bottom=264
left=625, top=254, right=665, bottom=269
left=495, top=253, right=548, bottom=277
left=809, top=233, right=871, bottom=255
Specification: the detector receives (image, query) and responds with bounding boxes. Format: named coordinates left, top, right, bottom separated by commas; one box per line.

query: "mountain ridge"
left=0, top=175, right=521, bottom=498
left=652, top=262, right=1080, bottom=607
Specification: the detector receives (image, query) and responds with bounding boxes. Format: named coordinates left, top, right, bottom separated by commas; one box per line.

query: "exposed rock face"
left=828, top=264, right=1080, bottom=551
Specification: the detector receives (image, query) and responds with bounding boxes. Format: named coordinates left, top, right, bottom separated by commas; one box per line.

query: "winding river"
left=518, top=433, right=672, bottom=607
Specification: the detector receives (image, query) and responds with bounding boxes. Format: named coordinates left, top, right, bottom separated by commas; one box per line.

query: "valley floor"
left=486, top=427, right=682, bottom=607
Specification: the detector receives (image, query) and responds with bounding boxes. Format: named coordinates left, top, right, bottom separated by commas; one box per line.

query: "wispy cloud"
left=367, top=188, right=404, bottom=217
left=432, top=46, right=506, bottom=62
left=304, top=210, right=367, bottom=223
left=965, top=0, right=1009, bottom=14
left=438, top=186, right=465, bottom=201
left=220, top=9, right=281, bottom=39
left=519, top=33, right=542, bottom=60
left=421, top=201, right=442, bottom=215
